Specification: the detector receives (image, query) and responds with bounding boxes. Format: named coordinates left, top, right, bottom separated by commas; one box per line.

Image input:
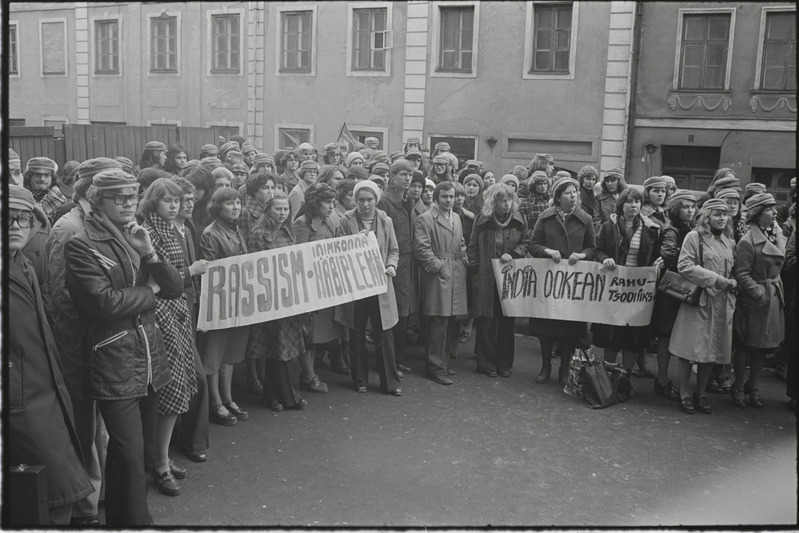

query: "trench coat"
left=335, top=208, right=400, bottom=331
left=596, top=191, right=617, bottom=225
left=22, top=204, right=51, bottom=284
left=8, top=251, right=94, bottom=509
left=733, top=224, right=785, bottom=349
left=528, top=206, right=596, bottom=338
left=467, top=211, right=530, bottom=318
left=669, top=228, right=737, bottom=363
left=414, top=204, right=469, bottom=317
left=378, top=183, right=418, bottom=316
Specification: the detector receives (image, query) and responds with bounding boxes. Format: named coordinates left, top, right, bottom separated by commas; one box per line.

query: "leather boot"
left=535, top=356, right=552, bottom=384
left=558, top=352, right=571, bottom=385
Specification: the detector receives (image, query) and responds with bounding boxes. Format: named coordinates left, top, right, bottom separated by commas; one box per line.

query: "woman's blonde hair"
left=481, top=183, right=519, bottom=217
left=695, top=206, right=733, bottom=239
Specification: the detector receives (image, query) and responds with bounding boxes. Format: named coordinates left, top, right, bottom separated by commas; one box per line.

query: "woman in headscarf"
left=294, top=183, right=349, bottom=376
left=528, top=176, right=595, bottom=384
left=199, top=188, right=251, bottom=426
left=248, top=193, right=310, bottom=411
left=140, top=178, right=198, bottom=497
left=669, top=199, right=737, bottom=415
left=651, top=191, right=697, bottom=401
left=731, top=193, right=785, bottom=408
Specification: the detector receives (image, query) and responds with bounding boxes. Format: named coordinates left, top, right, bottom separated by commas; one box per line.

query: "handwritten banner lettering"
left=492, top=258, right=658, bottom=326
left=197, top=233, right=387, bottom=331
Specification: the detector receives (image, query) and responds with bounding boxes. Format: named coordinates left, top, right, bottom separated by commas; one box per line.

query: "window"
left=280, top=11, right=313, bottom=72
left=277, top=127, right=312, bottom=150
left=211, top=14, right=240, bottom=73
left=40, top=19, right=67, bottom=75
left=677, top=12, right=732, bottom=91
left=95, top=20, right=119, bottom=74
left=531, top=3, right=572, bottom=73
left=759, top=11, right=796, bottom=92
left=151, top=14, right=178, bottom=73
left=43, top=119, right=67, bottom=136
left=438, top=6, right=474, bottom=72
left=661, top=145, right=721, bottom=192
left=352, top=8, right=389, bottom=72
left=752, top=167, right=794, bottom=202
left=349, top=128, right=388, bottom=150
left=429, top=135, right=478, bottom=161
left=9, top=23, right=18, bottom=75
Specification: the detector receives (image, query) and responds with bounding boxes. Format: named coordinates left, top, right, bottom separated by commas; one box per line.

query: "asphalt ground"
left=147, top=330, right=797, bottom=528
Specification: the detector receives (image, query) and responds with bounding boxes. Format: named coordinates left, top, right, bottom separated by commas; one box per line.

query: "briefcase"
left=7, top=464, right=49, bottom=526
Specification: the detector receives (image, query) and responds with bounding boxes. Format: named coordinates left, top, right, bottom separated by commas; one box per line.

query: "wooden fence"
left=9, top=124, right=237, bottom=170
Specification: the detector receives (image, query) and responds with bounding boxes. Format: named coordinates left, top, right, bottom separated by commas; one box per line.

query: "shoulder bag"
left=657, top=234, right=704, bottom=306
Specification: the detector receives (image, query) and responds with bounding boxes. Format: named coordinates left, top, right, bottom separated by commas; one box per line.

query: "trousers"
left=70, top=398, right=107, bottom=518
left=475, top=300, right=516, bottom=372
left=351, top=296, right=400, bottom=392
left=425, top=315, right=459, bottom=375
left=177, top=340, right=209, bottom=453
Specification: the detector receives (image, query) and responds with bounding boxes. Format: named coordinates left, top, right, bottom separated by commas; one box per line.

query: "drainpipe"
left=624, top=1, right=644, bottom=177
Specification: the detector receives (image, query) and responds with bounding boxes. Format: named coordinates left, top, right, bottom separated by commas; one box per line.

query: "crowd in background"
left=6, top=134, right=796, bottom=526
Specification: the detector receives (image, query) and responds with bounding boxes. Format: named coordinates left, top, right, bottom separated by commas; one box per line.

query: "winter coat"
left=467, top=211, right=530, bottom=317
left=414, top=204, right=469, bottom=317
left=64, top=212, right=181, bottom=400
left=528, top=206, right=596, bottom=260
left=378, top=184, right=418, bottom=316
left=22, top=203, right=51, bottom=284
left=579, top=186, right=602, bottom=231
left=669, top=228, right=737, bottom=363
left=8, top=251, right=94, bottom=509
left=733, top=224, right=785, bottom=349
left=594, top=214, right=660, bottom=267
left=43, top=203, right=89, bottom=399
left=596, top=191, right=618, bottom=225
left=335, top=208, right=400, bottom=330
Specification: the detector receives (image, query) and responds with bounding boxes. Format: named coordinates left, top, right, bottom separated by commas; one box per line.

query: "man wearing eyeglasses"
left=7, top=185, right=94, bottom=525
left=64, top=168, right=183, bottom=526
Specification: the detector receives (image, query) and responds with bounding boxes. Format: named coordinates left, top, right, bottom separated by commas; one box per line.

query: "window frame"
left=42, top=116, right=69, bottom=136
left=523, top=1, right=579, bottom=80
left=502, top=132, right=597, bottom=162
left=207, top=8, right=245, bottom=76
left=275, top=5, right=318, bottom=77
left=206, top=121, right=244, bottom=139
left=427, top=134, right=479, bottom=161
left=753, top=6, right=796, bottom=93
left=9, top=21, right=20, bottom=77
left=348, top=125, right=390, bottom=151
left=146, top=118, right=183, bottom=127
left=346, top=2, right=393, bottom=77
left=39, top=17, right=69, bottom=77
left=430, top=1, right=480, bottom=79
left=146, top=10, right=181, bottom=76
left=274, top=123, right=316, bottom=151
left=91, top=16, right=122, bottom=77
left=671, top=7, right=736, bottom=92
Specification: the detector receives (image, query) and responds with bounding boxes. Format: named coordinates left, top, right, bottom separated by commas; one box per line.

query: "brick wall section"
left=600, top=1, right=636, bottom=173
left=402, top=1, right=429, bottom=146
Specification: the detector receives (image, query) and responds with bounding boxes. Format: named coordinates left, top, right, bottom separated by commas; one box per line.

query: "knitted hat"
left=715, top=188, right=740, bottom=200
left=603, top=167, right=623, bottom=179
left=713, top=176, right=741, bottom=190
left=114, top=156, right=134, bottom=173
left=744, top=182, right=767, bottom=195
left=304, top=182, right=336, bottom=202
left=745, top=193, right=777, bottom=211
left=371, top=150, right=388, bottom=163
left=241, top=142, right=258, bottom=155
left=668, top=191, right=697, bottom=204
left=353, top=179, right=381, bottom=202
left=252, top=153, right=274, bottom=166
left=405, top=137, right=421, bottom=145
left=499, top=174, right=520, bottom=188
left=200, top=144, right=219, bottom=155
left=371, top=162, right=390, bottom=174
left=432, top=155, right=449, bottom=165
left=79, top=157, right=123, bottom=181
left=9, top=148, right=21, bottom=166
left=411, top=172, right=426, bottom=187
left=643, top=176, right=668, bottom=189
left=200, top=157, right=222, bottom=168
left=62, top=160, right=81, bottom=178
left=463, top=173, right=483, bottom=190
left=512, top=165, right=529, bottom=175
left=466, top=160, right=480, bottom=167
left=389, top=151, right=404, bottom=162
left=701, top=198, right=730, bottom=213
left=324, top=143, right=341, bottom=153
left=552, top=176, right=579, bottom=198
left=405, top=150, right=423, bottom=160
left=226, top=150, right=245, bottom=164
left=232, top=163, right=249, bottom=174
left=364, top=137, right=379, bottom=146
left=183, top=160, right=200, bottom=174
left=534, top=153, right=554, bottom=163
left=425, top=178, right=436, bottom=189
left=434, top=142, right=450, bottom=152
left=26, top=157, right=58, bottom=174
left=346, top=152, right=364, bottom=167
left=299, top=160, right=320, bottom=172
left=530, top=170, right=549, bottom=183
left=370, top=175, right=386, bottom=186
left=93, top=168, right=138, bottom=191
left=219, top=141, right=240, bottom=154
left=8, top=184, right=36, bottom=211
left=144, top=141, right=167, bottom=151
left=661, top=175, right=676, bottom=187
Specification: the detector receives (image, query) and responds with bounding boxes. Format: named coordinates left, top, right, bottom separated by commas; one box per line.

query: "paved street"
left=149, top=331, right=797, bottom=527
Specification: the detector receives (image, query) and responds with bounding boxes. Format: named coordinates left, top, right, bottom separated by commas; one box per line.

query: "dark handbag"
left=657, top=234, right=704, bottom=306
left=579, top=351, right=618, bottom=409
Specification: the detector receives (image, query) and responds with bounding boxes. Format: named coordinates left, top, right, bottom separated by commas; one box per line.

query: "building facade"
left=8, top=1, right=641, bottom=175
left=626, top=1, right=796, bottom=199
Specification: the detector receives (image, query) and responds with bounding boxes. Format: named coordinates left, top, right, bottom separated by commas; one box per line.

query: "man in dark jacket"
left=7, top=185, right=94, bottom=525
left=64, top=169, right=183, bottom=526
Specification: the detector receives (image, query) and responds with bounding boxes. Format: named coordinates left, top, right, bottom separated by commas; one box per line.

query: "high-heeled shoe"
left=744, top=383, right=763, bottom=408
left=730, top=387, right=746, bottom=409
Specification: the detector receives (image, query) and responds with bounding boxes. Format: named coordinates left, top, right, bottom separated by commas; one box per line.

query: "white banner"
left=197, top=232, right=387, bottom=331
left=491, top=258, right=658, bottom=326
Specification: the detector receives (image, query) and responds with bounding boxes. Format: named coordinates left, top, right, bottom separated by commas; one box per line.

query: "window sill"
left=430, top=68, right=476, bottom=79
left=277, top=69, right=316, bottom=77
left=522, top=70, right=574, bottom=81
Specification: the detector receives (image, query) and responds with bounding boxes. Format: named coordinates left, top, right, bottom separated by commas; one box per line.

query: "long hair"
left=695, top=206, right=733, bottom=239
left=245, top=171, right=279, bottom=197
left=163, top=143, right=188, bottom=175
left=316, top=165, right=343, bottom=186
left=140, top=177, right=184, bottom=217
left=207, top=187, right=241, bottom=220
left=615, top=187, right=645, bottom=217
left=481, top=183, right=519, bottom=217
left=254, top=193, right=290, bottom=234
left=139, top=146, right=165, bottom=169
left=600, top=174, right=627, bottom=195
left=666, top=196, right=696, bottom=230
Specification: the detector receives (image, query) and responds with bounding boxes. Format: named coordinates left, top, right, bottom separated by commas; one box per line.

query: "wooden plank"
left=9, top=126, right=54, bottom=137
left=95, top=126, right=107, bottom=160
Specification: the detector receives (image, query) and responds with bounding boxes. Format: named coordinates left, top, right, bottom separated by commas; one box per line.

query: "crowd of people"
left=6, top=135, right=796, bottom=526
